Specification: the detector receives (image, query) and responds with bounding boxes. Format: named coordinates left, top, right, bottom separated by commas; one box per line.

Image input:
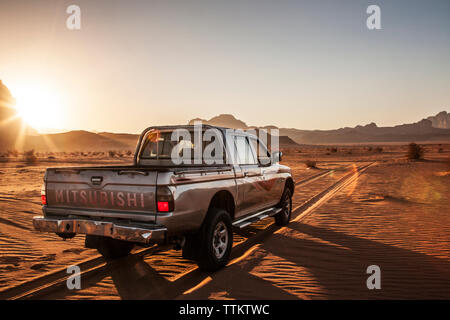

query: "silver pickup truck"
left=33, top=125, right=294, bottom=271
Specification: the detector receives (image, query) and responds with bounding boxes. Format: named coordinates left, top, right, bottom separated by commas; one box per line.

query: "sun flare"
left=14, top=84, right=64, bottom=131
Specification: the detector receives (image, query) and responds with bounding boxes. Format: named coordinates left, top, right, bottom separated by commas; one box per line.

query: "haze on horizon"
left=0, top=0, right=449, bottom=134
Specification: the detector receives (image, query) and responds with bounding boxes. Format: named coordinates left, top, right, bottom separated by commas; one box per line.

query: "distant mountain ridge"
left=1, top=76, right=449, bottom=151
left=1, top=111, right=449, bottom=152
left=280, top=118, right=450, bottom=144
left=22, top=131, right=135, bottom=152
left=187, top=113, right=450, bottom=144
left=1, top=78, right=449, bottom=151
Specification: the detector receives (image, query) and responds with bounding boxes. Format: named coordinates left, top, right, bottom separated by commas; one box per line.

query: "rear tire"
left=196, top=208, right=233, bottom=272
left=274, top=188, right=292, bottom=226
left=86, top=235, right=134, bottom=260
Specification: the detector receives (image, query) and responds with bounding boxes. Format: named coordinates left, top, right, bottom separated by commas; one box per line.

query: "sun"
left=14, top=84, right=65, bottom=131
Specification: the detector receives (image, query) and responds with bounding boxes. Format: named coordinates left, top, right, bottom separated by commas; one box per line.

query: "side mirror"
left=271, top=151, right=283, bottom=163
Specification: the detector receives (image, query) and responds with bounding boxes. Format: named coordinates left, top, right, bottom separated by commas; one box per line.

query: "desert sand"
left=0, top=143, right=449, bottom=299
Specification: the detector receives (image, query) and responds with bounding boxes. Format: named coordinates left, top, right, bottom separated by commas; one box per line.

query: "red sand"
left=0, top=146, right=449, bottom=299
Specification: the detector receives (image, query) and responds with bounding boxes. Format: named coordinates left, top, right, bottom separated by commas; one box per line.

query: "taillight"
left=41, top=184, right=47, bottom=205
left=157, top=201, right=169, bottom=212
left=156, top=186, right=174, bottom=212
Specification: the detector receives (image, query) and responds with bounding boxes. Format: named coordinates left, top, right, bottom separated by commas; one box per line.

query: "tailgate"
left=45, top=167, right=157, bottom=217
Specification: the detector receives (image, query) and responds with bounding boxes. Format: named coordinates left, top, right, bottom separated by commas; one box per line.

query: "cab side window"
left=249, top=137, right=271, bottom=165
left=235, top=136, right=257, bottom=165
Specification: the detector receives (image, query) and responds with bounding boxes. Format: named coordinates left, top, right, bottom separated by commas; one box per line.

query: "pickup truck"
left=33, top=125, right=294, bottom=271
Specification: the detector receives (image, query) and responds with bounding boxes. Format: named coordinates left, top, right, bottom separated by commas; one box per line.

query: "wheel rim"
left=283, top=193, right=291, bottom=217
left=212, top=221, right=228, bottom=259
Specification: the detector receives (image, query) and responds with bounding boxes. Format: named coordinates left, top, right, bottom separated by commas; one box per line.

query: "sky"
left=0, top=0, right=449, bottom=133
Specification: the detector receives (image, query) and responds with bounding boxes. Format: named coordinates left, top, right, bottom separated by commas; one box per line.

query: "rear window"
left=140, top=131, right=178, bottom=159
left=139, top=129, right=225, bottom=163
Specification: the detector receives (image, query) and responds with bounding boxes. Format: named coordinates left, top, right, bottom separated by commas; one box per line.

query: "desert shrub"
left=48, top=155, right=56, bottom=159
left=330, top=147, right=338, bottom=153
left=7, top=149, right=19, bottom=157
left=108, top=150, right=116, bottom=158
left=407, top=143, right=423, bottom=160
left=126, top=150, right=133, bottom=156
left=23, top=149, right=37, bottom=164
left=374, top=147, right=383, bottom=153
left=367, top=146, right=373, bottom=152
left=347, top=151, right=352, bottom=154
left=118, top=153, right=124, bottom=158
left=304, top=160, right=317, bottom=168
left=438, top=147, right=443, bottom=153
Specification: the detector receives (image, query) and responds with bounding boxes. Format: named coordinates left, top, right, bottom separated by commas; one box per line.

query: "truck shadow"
left=252, top=222, right=450, bottom=299
left=108, top=256, right=298, bottom=300
left=50, top=222, right=450, bottom=299
left=172, top=222, right=450, bottom=299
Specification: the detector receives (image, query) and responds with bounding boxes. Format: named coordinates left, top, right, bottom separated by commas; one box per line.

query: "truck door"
left=249, top=136, right=285, bottom=208
left=232, top=135, right=265, bottom=217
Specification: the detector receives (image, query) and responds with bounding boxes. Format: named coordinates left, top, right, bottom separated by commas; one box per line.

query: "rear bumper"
left=32, top=216, right=167, bottom=244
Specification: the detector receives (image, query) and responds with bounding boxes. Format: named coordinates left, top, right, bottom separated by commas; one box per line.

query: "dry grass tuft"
left=407, top=143, right=424, bottom=160
left=23, top=149, right=38, bottom=164
left=304, top=160, right=317, bottom=168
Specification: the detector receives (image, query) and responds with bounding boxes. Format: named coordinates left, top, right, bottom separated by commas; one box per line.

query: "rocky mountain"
left=188, top=114, right=248, bottom=129
left=280, top=118, right=450, bottom=144
left=427, top=111, right=450, bottom=129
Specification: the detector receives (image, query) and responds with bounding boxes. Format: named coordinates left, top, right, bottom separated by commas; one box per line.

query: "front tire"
left=196, top=208, right=233, bottom=272
left=274, top=188, right=292, bottom=226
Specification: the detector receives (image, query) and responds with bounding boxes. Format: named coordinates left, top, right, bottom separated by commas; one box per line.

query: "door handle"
left=118, top=170, right=148, bottom=176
